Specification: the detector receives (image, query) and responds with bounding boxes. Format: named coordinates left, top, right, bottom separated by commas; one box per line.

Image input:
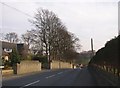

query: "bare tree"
left=21, top=29, right=42, bottom=55
left=31, top=9, right=62, bottom=61
left=22, top=30, right=36, bottom=48
left=30, top=8, right=81, bottom=64
left=4, top=32, right=19, bottom=43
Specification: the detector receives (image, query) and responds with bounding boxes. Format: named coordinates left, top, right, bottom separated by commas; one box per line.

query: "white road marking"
left=45, top=75, right=55, bottom=79
left=64, top=70, right=68, bottom=72
left=57, top=72, right=63, bottom=75
left=20, top=70, right=69, bottom=88
left=20, top=80, right=40, bottom=88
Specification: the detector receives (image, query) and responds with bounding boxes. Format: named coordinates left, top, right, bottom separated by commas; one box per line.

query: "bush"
left=32, top=55, right=48, bottom=63
left=32, top=55, right=50, bottom=69
left=10, top=48, right=20, bottom=66
left=3, top=60, right=11, bottom=69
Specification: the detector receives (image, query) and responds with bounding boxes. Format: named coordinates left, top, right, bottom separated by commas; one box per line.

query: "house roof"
left=1, top=41, right=29, bottom=56
left=1, top=41, right=17, bottom=49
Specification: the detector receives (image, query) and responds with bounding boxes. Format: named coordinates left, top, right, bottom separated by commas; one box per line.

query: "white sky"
left=0, top=0, right=119, bottom=52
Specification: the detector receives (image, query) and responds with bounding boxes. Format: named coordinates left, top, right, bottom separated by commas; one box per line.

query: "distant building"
left=2, top=41, right=16, bottom=61
left=1, top=41, right=29, bottom=61
left=17, top=43, right=29, bottom=59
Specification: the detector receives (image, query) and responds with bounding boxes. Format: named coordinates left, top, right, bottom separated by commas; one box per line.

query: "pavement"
left=2, top=67, right=119, bottom=87
left=2, top=69, right=55, bottom=81
left=88, top=66, right=119, bottom=86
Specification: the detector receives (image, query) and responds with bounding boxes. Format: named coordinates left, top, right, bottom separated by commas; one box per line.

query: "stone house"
left=1, top=41, right=29, bottom=61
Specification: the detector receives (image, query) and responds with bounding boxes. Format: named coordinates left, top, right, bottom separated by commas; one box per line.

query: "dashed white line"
left=66, top=69, right=72, bottom=72
left=45, top=75, right=55, bottom=79
left=57, top=72, right=63, bottom=75
left=20, top=80, right=40, bottom=88
left=20, top=70, right=69, bottom=88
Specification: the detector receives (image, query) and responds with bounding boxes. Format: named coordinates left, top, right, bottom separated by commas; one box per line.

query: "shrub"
left=10, top=48, right=20, bottom=66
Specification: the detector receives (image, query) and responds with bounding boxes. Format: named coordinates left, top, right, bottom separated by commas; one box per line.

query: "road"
left=2, top=67, right=116, bottom=87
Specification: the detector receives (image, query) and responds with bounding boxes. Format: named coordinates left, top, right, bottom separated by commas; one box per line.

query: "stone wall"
left=2, top=69, right=13, bottom=76
left=17, top=60, right=41, bottom=74
left=50, top=60, right=73, bottom=69
left=61, top=62, right=73, bottom=68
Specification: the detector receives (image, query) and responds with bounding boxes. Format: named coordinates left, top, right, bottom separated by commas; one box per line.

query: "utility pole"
left=91, top=38, right=94, bottom=56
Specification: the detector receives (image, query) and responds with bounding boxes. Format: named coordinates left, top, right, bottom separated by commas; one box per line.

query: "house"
left=1, top=41, right=29, bottom=61
left=2, top=41, right=16, bottom=61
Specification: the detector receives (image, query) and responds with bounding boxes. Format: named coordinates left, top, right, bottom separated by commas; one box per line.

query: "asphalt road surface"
left=2, top=67, right=109, bottom=87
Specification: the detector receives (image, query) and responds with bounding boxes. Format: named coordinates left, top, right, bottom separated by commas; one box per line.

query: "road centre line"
left=20, top=70, right=68, bottom=88
left=61, top=70, right=70, bottom=73
left=45, top=71, right=65, bottom=78
left=20, top=80, right=40, bottom=88
left=57, top=72, right=63, bottom=75
left=45, top=75, right=55, bottom=78
left=57, top=70, right=71, bottom=75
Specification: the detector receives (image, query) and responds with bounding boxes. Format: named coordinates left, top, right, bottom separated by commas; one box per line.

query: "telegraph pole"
left=91, top=38, right=94, bottom=56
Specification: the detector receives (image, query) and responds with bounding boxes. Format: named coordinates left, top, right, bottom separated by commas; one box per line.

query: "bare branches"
left=4, top=32, right=19, bottom=43
left=25, top=8, right=81, bottom=62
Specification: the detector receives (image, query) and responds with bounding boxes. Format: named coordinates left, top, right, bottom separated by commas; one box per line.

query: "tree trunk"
left=48, top=45, right=51, bottom=69
left=118, top=68, right=120, bottom=77
left=13, top=64, right=17, bottom=74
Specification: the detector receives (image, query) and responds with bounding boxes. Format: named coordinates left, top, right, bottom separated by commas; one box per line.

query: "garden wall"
left=50, top=60, right=73, bottom=69
left=17, top=60, right=41, bottom=74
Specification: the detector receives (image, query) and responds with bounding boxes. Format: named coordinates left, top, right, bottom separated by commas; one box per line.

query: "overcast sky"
left=0, top=0, right=119, bottom=52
